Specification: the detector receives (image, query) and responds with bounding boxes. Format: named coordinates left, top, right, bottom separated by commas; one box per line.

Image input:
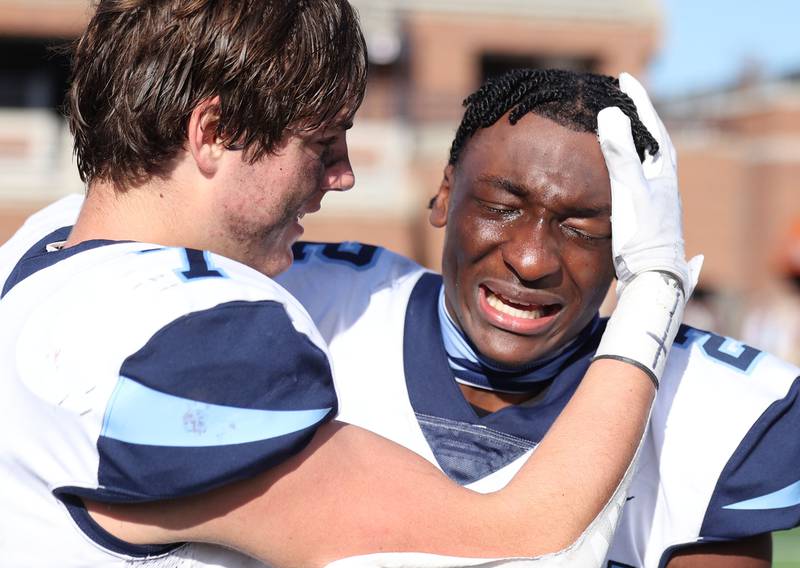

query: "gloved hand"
left=598, top=72, right=703, bottom=298
left=594, top=73, right=703, bottom=387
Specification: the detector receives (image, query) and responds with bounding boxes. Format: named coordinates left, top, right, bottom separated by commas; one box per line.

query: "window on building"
left=481, top=53, right=597, bottom=83
left=0, top=38, right=71, bottom=110
left=359, top=60, right=407, bottom=120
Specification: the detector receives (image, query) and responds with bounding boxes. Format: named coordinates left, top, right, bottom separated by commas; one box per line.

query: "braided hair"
left=448, top=69, right=658, bottom=167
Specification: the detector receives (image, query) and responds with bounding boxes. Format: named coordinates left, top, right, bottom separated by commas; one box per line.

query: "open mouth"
left=485, top=290, right=560, bottom=319
left=483, top=285, right=560, bottom=318
left=478, top=284, right=562, bottom=334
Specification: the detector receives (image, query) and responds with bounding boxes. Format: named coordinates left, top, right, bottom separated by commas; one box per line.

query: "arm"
left=87, top=357, right=654, bottom=567
left=87, top=75, right=695, bottom=567
left=667, top=534, right=772, bottom=568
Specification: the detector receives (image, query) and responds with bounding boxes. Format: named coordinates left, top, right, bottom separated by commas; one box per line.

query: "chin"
left=477, top=336, right=547, bottom=368
left=480, top=325, right=578, bottom=368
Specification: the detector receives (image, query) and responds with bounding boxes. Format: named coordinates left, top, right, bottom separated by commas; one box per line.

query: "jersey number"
left=292, top=242, right=378, bottom=268
left=675, top=325, right=762, bottom=373
left=179, top=249, right=225, bottom=280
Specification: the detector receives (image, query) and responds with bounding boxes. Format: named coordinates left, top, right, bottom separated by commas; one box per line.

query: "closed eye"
left=479, top=200, right=519, bottom=217
left=315, top=136, right=339, bottom=163
left=560, top=223, right=609, bottom=242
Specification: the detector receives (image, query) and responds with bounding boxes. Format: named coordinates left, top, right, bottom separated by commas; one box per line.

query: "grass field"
left=774, top=527, right=800, bottom=567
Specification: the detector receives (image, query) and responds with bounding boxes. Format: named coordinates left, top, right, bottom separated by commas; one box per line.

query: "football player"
left=0, top=3, right=694, bottom=568
left=276, top=70, right=800, bottom=567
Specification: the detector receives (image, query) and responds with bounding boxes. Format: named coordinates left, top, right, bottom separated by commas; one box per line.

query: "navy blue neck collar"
left=1, top=226, right=118, bottom=298
left=437, top=285, right=601, bottom=393
left=403, top=273, right=606, bottom=438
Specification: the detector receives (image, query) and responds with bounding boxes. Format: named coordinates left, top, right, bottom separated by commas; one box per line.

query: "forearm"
left=86, top=357, right=652, bottom=566
left=495, top=358, right=654, bottom=548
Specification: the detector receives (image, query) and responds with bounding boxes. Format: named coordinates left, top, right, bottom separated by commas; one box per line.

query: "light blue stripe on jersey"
left=723, top=479, right=800, bottom=510
left=101, top=376, right=331, bottom=447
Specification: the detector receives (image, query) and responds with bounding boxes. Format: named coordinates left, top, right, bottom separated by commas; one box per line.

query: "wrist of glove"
left=593, top=271, right=685, bottom=388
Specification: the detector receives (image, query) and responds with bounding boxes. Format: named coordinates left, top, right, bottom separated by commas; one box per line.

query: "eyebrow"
left=313, top=120, right=353, bottom=141
left=565, top=204, right=611, bottom=218
left=313, top=118, right=353, bottom=136
left=477, top=174, right=529, bottom=198
left=477, top=174, right=610, bottom=217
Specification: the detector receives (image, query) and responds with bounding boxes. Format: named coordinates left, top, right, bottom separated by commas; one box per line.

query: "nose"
left=501, top=220, right=562, bottom=287
left=322, top=136, right=355, bottom=192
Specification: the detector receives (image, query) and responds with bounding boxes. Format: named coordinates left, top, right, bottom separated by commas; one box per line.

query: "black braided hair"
left=448, top=68, right=658, bottom=166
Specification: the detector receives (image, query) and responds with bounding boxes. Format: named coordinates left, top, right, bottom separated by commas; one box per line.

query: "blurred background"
left=2, top=0, right=799, bottom=359
left=0, top=0, right=799, bottom=562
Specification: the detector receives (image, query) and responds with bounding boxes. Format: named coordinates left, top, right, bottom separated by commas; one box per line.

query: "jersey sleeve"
left=700, top=374, right=800, bottom=539
left=617, top=326, right=800, bottom=566
left=4, top=242, right=336, bottom=559
left=58, top=298, right=337, bottom=504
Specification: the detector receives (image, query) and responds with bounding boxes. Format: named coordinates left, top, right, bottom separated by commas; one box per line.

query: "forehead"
left=456, top=112, right=610, bottom=205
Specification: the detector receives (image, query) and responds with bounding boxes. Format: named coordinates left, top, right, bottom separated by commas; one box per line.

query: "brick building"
left=0, top=0, right=797, bottom=332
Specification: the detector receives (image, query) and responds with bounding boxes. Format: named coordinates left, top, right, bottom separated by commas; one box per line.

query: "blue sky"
left=648, top=0, right=800, bottom=98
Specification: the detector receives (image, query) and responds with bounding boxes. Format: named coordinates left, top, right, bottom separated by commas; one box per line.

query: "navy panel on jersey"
left=59, top=494, right=180, bottom=557
left=1, top=226, right=120, bottom=297
left=120, top=300, right=334, bottom=410
left=67, top=300, right=336, bottom=502
left=416, top=412, right=535, bottom=485
left=403, top=273, right=605, bottom=484
left=701, top=376, right=800, bottom=538
left=87, top=426, right=323, bottom=502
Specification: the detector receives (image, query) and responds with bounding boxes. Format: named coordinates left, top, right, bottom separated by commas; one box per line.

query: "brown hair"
left=66, top=0, right=367, bottom=188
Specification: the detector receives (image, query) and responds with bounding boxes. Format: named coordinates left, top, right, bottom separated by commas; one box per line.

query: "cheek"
left=442, top=216, right=486, bottom=298
left=566, top=245, right=614, bottom=301
left=450, top=207, right=505, bottom=259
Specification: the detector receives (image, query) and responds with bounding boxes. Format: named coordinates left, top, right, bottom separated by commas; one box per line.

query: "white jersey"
left=277, top=242, right=800, bottom=568
left=0, top=200, right=337, bottom=567
left=4, top=197, right=618, bottom=568
left=0, top=194, right=86, bottom=288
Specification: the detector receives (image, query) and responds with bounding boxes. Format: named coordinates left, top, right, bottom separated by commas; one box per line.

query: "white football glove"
left=601, top=72, right=703, bottom=297
left=594, top=73, right=703, bottom=387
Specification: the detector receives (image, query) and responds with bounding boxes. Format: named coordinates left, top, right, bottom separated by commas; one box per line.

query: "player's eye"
left=314, top=137, right=338, bottom=163
left=476, top=198, right=520, bottom=218
left=560, top=223, right=608, bottom=242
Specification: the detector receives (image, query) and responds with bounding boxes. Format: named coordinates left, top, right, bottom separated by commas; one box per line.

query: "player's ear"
left=429, top=164, right=454, bottom=228
left=187, top=97, right=226, bottom=176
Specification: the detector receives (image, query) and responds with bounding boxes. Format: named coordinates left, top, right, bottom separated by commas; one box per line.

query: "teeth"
left=486, top=291, right=543, bottom=320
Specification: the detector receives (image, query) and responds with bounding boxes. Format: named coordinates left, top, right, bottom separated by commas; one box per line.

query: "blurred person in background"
left=276, top=69, right=800, bottom=568
left=681, top=285, right=723, bottom=332
left=742, top=219, right=800, bottom=366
